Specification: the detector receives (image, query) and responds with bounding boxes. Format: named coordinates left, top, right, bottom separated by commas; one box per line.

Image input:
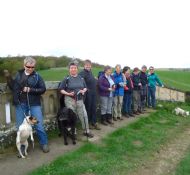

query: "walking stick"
left=76, top=91, right=89, bottom=141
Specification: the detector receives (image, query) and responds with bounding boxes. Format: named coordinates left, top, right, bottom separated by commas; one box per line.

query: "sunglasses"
left=25, top=65, right=35, bottom=69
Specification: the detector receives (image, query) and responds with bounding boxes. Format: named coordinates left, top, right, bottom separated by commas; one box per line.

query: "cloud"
left=0, top=0, right=190, bottom=68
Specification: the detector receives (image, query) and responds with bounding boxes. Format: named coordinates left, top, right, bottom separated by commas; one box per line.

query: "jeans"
left=123, top=93, right=132, bottom=114
left=141, top=85, right=147, bottom=109
left=148, top=86, right=156, bottom=108
left=84, top=91, right=97, bottom=125
left=15, top=104, right=48, bottom=145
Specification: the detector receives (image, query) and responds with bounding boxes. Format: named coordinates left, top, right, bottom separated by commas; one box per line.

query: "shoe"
left=125, top=114, right=130, bottom=118
left=93, top=123, right=101, bottom=130
left=41, top=144, right=50, bottom=153
left=113, top=118, right=117, bottom=121
left=107, top=119, right=114, bottom=124
left=83, top=132, right=94, bottom=138
left=89, top=124, right=94, bottom=129
left=129, top=113, right=135, bottom=117
left=101, top=121, right=108, bottom=126
left=117, top=117, right=123, bottom=120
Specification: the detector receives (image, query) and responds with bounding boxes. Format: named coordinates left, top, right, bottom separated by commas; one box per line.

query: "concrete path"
left=0, top=112, right=150, bottom=175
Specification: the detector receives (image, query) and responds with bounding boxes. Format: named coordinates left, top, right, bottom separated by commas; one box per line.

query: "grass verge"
left=174, top=147, right=190, bottom=175
left=29, top=102, right=190, bottom=175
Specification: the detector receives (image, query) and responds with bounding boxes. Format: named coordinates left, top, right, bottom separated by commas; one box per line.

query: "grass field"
left=174, top=147, right=190, bottom=175
left=38, top=68, right=190, bottom=92
left=38, top=67, right=103, bottom=81
left=156, top=70, right=190, bottom=92
left=29, top=102, right=190, bottom=175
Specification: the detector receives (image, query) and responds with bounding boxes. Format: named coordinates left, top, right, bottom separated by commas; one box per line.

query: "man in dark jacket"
left=139, top=65, right=148, bottom=111
left=131, top=67, right=142, bottom=114
left=79, top=60, right=100, bottom=130
left=11, top=57, right=49, bottom=153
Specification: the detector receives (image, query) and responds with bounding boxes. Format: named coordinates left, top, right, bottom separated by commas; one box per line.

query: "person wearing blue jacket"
left=148, top=66, right=164, bottom=108
left=113, top=64, right=126, bottom=120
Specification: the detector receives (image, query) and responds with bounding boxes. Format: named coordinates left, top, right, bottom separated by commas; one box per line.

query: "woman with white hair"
left=98, top=66, right=115, bottom=125
left=112, top=64, right=126, bottom=120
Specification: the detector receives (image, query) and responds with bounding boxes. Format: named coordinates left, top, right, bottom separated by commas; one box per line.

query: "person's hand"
left=67, top=91, right=75, bottom=96
left=81, top=88, right=87, bottom=95
left=119, top=82, right=124, bottom=87
left=23, top=87, right=30, bottom=92
left=138, top=83, right=142, bottom=86
left=108, top=88, right=113, bottom=91
left=162, top=85, right=164, bottom=88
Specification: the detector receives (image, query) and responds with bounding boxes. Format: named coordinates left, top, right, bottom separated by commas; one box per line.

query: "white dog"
left=174, top=107, right=190, bottom=117
left=16, top=116, right=38, bottom=158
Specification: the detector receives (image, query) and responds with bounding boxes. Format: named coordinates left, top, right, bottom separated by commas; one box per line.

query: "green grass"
left=156, top=70, right=190, bottom=92
left=29, top=102, right=190, bottom=175
left=38, top=68, right=190, bottom=92
left=38, top=67, right=103, bottom=81
left=174, top=147, right=190, bottom=175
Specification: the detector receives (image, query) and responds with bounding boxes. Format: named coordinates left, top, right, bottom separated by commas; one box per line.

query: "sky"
left=0, top=0, right=190, bottom=68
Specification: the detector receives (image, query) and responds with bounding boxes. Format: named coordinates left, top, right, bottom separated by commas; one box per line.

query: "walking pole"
left=77, top=91, right=88, bottom=141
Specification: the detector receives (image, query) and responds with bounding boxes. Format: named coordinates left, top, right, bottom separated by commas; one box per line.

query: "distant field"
left=38, top=67, right=103, bottom=81
left=156, top=70, right=190, bottom=92
left=38, top=68, right=190, bottom=92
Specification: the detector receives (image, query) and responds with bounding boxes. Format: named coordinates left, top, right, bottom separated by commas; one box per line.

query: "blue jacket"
left=113, top=71, right=124, bottom=96
left=148, top=73, right=163, bottom=88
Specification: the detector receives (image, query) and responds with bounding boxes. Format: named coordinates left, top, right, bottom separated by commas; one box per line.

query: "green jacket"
left=148, top=73, right=163, bottom=88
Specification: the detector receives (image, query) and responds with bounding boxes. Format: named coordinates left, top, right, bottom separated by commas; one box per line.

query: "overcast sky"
left=0, top=0, right=190, bottom=68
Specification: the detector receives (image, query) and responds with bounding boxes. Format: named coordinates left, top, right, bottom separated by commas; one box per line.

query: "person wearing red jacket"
left=122, top=67, right=134, bottom=117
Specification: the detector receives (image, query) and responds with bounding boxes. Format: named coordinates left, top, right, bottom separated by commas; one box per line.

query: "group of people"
left=9, top=57, right=164, bottom=153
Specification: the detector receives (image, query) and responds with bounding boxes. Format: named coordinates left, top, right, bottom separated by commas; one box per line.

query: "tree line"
left=0, top=56, right=104, bottom=82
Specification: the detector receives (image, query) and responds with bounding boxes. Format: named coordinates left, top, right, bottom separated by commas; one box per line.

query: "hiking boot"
left=92, top=123, right=101, bottom=130
left=113, top=117, right=117, bottom=121
left=125, top=113, right=130, bottom=118
left=89, top=124, right=94, bottom=129
left=106, top=119, right=114, bottom=124
left=117, top=117, right=123, bottom=120
left=83, top=132, right=94, bottom=138
left=41, top=144, right=50, bottom=153
left=101, top=121, right=108, bottom=126
left=129, top=113, right=135, bottom=117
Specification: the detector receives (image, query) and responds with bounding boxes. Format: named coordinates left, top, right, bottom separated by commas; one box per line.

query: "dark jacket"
left=79, top=69, right=97, bottom=93
left=98, top=74, right=114, bottom=97
left=131, top=73, right=141, bottom=90
left=12, top=69, right=46, bottom=106
left=139, top=71, right=148, bottom=86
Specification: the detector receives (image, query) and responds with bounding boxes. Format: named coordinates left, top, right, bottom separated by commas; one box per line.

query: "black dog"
left=57, top=107, right=77, bottom=145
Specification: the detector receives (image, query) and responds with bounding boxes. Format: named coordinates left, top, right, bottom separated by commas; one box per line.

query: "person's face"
left=149, top=68, right=154, bottom=74
left=124, top=70, right=130, bottom=78
left=69, top=65, right=78, bottom=76
left=134, top=70, right=139, bottom=75
left=84, top=63, right=92, bottom=71
left=24, top=62, right=35, bottom=74
left=105, top=68, right=112, bottom=76
left=142, top=67, right=147, bottom=73
left=115, top=66, right=121, bottom=74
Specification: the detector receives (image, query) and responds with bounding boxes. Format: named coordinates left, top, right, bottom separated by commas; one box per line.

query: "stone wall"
left=0, top=82, right=186, bottom=150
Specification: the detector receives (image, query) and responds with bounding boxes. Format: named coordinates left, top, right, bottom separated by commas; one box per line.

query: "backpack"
left=58, top=75, right=85, bottom=108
